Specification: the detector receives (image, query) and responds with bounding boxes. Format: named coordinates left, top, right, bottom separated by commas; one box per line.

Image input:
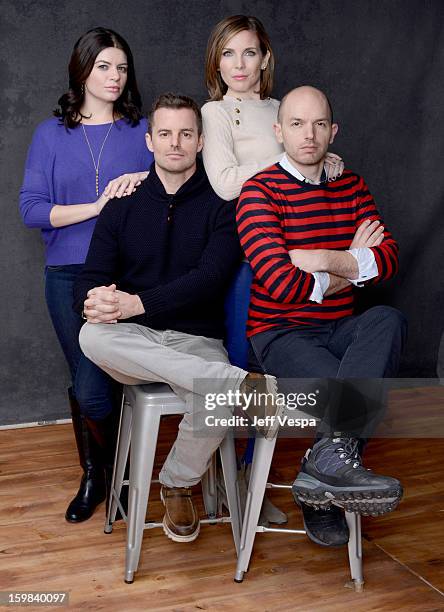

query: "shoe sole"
left=162, top=516, right=200, bottom=543
left=292, top=473, right=403, bottom=516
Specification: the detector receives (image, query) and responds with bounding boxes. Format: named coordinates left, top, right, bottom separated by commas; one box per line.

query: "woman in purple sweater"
left=19, top=28, right=153, bottom=523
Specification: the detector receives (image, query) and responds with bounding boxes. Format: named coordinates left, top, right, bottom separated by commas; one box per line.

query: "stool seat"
left=105, top=383, right=242, bottom=583
left=127, top=383, right=185, bottom=411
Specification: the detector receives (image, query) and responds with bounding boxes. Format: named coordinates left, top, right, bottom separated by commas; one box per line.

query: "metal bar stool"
left=104, top=383, right=242, bottom=584
left=225, top=263, right=364, bottom=590
left=234, top=432, right=364, bottom=591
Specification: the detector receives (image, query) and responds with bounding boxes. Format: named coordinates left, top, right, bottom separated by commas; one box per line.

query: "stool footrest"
left=134, top=515, right=235, bottom=532
left=200, top=516, right=232, bottom=525
left=256, top=526, right=306, bottom=535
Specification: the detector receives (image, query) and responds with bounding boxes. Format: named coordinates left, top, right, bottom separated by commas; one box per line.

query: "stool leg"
left=219, top=432, right=242, bottom=556
left=105, top=399, right=132, bottom=532
left=345, top=511, right=364, bottom=591
left=234, top=436, right=277, bottom=582
left=201, top=453, right=217, bottom=521
left=125, top=402, right=160, bottom=584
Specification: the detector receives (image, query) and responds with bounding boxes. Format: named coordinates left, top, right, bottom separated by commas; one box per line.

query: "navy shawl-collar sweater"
left=74, top=161, right=241, bottom=339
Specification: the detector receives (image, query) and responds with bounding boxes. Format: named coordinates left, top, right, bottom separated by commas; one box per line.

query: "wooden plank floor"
left=1, top=396, right=443, bottom=611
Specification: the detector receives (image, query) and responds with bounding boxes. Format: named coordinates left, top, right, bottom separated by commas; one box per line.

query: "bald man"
left=236, top=86, right=407, bottom=547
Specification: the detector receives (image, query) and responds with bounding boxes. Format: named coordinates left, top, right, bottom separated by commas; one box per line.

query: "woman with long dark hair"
left=19, top=27, right=153, bottom=524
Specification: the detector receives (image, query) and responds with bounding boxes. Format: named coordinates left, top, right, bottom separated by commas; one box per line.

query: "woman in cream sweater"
left=201, top=14, right=342, bottom=201
left=201, top=15, right=349, bottom=549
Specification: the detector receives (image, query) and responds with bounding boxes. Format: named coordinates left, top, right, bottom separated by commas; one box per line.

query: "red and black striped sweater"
left=237, top=164, right=399, bottom=337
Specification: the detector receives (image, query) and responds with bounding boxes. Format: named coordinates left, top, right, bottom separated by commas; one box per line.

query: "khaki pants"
left=79, top=322, right=247, bottom=487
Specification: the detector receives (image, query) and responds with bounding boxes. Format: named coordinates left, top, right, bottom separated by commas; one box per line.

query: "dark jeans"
left=45, top=264, right=116, bottom=420
left=249, top=306, right=408, bottom=439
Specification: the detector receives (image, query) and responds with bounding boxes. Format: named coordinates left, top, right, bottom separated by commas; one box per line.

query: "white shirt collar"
left=279, top=153, right=326, bottom=185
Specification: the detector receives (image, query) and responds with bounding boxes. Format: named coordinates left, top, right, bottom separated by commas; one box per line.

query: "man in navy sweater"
left=74, top=93, right=279, bottom=543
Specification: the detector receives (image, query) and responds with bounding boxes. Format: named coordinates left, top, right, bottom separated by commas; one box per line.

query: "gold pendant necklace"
left=82, top=122, right=114, bottom=196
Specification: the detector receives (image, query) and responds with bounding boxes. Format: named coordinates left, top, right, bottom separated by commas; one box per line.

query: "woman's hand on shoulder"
left=324, top=152, right=344, bottom=181
left=103, top=171, right=149, bottom=199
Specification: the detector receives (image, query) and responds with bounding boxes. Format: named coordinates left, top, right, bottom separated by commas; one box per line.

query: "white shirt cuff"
left=347, top=248, right=378, bottom=286
left=309, top=271, right=330, bottom=303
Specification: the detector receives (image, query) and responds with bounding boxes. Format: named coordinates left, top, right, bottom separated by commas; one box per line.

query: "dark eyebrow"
left=94, top=60, right=128, bottom=66
left=156, top=128, right=196, bottom=132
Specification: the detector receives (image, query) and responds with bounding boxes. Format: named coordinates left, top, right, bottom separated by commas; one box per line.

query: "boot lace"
left=332, top=437, right=362, bottom=469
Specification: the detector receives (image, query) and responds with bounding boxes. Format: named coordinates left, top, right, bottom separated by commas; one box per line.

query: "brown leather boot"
left=239, top=373, right=282, bottom=440
left=160, top=486, right=200, bottom=542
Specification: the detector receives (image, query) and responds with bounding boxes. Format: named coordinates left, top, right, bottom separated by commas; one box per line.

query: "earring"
left=81, top=83, right=85, bottom=95
left=261, top=64, right=267, bottom=70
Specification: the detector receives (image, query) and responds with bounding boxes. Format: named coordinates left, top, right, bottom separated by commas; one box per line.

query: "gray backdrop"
left=1, top=0, right=443, bottom=425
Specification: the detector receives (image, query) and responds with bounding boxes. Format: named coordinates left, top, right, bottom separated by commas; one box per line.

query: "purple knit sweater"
left=19, top=117, right=153, bottom=265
